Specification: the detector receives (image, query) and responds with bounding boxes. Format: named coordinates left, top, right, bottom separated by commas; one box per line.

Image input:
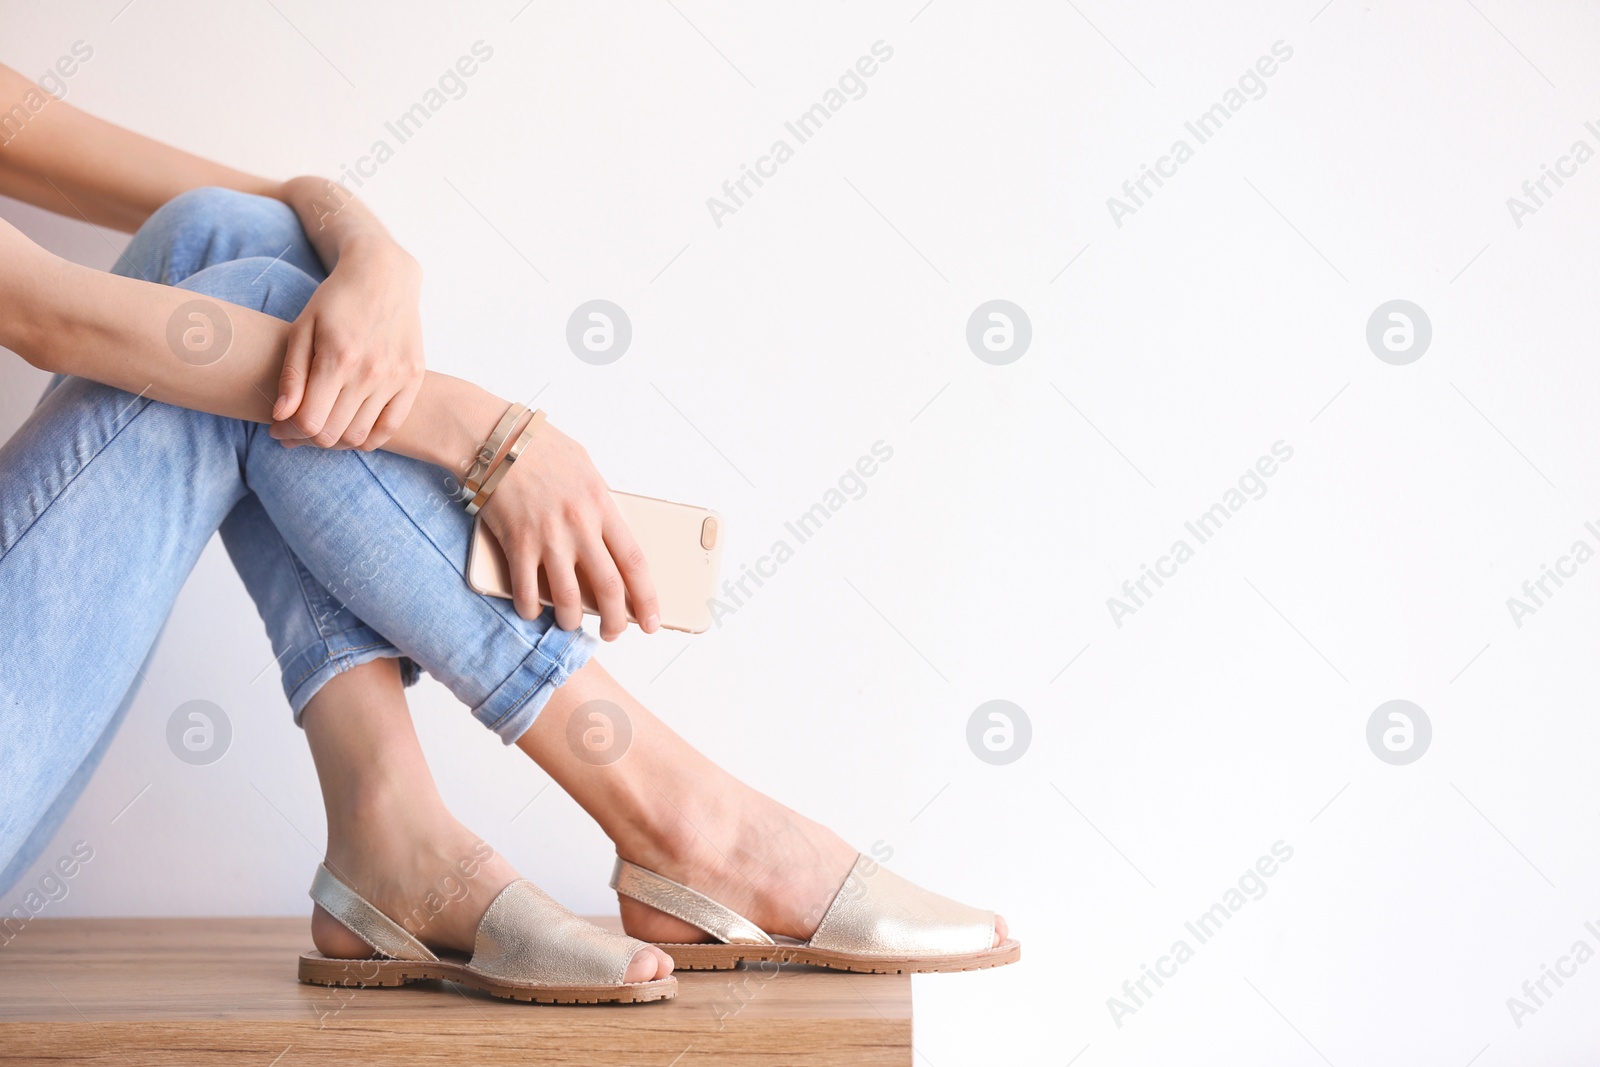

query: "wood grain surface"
left=0, top=917, right=912, bottom=1066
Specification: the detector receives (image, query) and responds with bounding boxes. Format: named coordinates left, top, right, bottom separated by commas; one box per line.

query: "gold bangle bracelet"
left=459, top=401, right=527, bottom=501
left=466, top=408, right=547, bottom=516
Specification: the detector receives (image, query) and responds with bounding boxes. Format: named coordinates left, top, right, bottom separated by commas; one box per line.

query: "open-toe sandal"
left=611, top=853, right=1020, bottom=974
left=299, top=863, right=676, bottom=1004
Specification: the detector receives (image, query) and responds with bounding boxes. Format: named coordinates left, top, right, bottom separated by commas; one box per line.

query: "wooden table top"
left=0, top=917, right=912, bottom=1066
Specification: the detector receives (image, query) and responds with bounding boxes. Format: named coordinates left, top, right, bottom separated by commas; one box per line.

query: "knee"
left=143, top=187, right=298, bottom=245
left=177, top=258, right=319, bottom=323
left=151, top=186, right=247, bottom=227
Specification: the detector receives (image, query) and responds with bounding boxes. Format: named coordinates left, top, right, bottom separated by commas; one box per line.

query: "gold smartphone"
left=466, top=491, right=723, bottom=634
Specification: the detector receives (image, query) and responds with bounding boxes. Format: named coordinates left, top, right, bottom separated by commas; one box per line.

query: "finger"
left=543, top=549, right=585, bottom=632
left=340, top=393, right=389, bottom=450
left=506, top=537, right=546, bottom=622
left=310, top=387, right=366, bottom=449
left=579, top=539, right=628, bottom=642
left=602, top=507, right=659, bottom=633
left=275, top=323, right=313, bottom=421
left=362, top=379, right=420, bottom=452
left=291, top=345, right=349, bottom=444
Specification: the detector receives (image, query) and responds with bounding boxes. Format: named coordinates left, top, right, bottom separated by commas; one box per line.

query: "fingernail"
left=644, top=613, right=660, bottom=631
left=273, top=395, right=288, bottom=417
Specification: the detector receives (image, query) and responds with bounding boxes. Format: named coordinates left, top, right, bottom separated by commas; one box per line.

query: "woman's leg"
left=0, top=186, right=341, bottom=888
left=238, top=423, right=598, bottom=739
left=98, top=186, right=592, bottom=736
left=128, top=197, right=1005, bottom=947
left=82, top=189, right=668, bottom=978
left=0, top=199, right=574, bottom=891
left=1, top=188, right=994, bottom=953
left=114, top=189, right=424, bottom=713
left=298, top=658, right=670, bottom=981
left=0, top=376, right=252, bottom=891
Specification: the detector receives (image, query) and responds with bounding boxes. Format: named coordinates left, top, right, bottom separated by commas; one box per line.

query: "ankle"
left=606, top=769, right=751, bottom=873
left=324, top=780, right=448, bottom=857
left=610, top=788, right=857, bottom=943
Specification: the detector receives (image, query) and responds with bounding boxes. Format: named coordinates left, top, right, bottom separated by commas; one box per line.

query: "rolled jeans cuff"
left=283, top=630, right=422, bottom=725
left=474, top=624, right=597, bottom=743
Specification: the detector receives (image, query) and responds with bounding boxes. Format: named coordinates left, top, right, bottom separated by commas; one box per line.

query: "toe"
left=623, top=944, right=674, bottom=983
left=993, top=913, right=1009, bottom=947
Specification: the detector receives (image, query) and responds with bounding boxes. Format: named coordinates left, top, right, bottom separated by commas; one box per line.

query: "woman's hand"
left=477, top=419, right=661, bottom=641
left=268, top=236, right=425, bottom=451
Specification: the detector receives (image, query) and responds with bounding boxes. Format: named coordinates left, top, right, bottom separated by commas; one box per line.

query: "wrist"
left=335, top=229, right=404, bottom=261
left=279, top=175, right=403, bottom=263
left=332, top=232, right=420, bottom=286
left=395, top=373, right=508, bottom=475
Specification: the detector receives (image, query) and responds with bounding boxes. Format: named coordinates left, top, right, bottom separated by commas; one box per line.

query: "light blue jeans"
left=0, top=188, right=596, bottom=896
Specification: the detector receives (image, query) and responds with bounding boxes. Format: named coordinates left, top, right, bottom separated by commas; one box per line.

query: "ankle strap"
left=309, top=864, right=438, bottom=962
left=610, top=858, right=775, bottom=947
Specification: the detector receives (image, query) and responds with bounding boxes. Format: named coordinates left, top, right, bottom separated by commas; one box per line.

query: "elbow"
left=3, top=315, right=63, bottom=373
left=19, top=345, right=65, bottom=375
left=1, top=254, right=81, bottom=375
left=0, top=242, right=68, bottom=372
left=4, top=301, right=84, bottom=375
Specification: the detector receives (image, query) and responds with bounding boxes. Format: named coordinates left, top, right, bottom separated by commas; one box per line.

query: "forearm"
left=1, top=240, right=496, bottom=471
left=0, top=64, right=275, bottom=231
left=0, top=62, right=448, bottom=458
left=0, top=66, right=397, bottom=273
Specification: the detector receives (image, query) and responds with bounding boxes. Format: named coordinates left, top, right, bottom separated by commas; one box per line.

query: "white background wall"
left=4, top=1, right=1600, bottom=1063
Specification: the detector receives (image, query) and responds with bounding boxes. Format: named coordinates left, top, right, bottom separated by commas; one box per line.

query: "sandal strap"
left=808, top=854, right=996, bottom=957
left=308, top=864, right=438, bottom=963
left=469, top=879, right=650, bottom=986
left=610, top=858, right=776, bottom=947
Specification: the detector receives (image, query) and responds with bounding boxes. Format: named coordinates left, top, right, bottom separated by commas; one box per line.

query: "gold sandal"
left=611, top=853, right=1020, bottom=974
left=299, top=864, right=675, bottom=1004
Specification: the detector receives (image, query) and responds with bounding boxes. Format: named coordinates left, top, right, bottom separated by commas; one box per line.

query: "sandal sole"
left=652, top=937, right=1021, bottom=974
left=298, top=951, right=676, bottom=1004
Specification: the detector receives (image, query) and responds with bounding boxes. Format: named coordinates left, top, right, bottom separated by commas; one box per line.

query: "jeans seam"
left=273, top=519, right=339, bottom=649
left=0, top=396, right=153, bottom=565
